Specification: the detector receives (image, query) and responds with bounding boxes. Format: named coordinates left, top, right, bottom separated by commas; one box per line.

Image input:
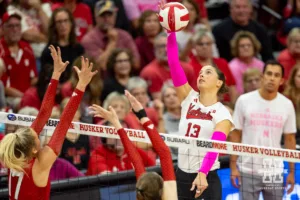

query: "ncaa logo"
left=7, top=114, right=17, bottom=121
left=160, top=135, right=166, bottom=141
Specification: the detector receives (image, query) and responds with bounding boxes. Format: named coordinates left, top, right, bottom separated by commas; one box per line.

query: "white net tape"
left=0, top=111, right=299, bottom=163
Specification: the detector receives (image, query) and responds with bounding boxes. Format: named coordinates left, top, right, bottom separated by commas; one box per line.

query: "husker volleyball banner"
left=1, top=112, right=300, bottom=163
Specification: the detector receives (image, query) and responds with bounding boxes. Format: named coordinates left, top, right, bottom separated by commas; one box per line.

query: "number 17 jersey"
left=178, top=90, right=233, bottom=173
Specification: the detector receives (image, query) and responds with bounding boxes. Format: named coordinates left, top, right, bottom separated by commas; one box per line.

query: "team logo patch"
left=7, top=114, right=16, bottom=121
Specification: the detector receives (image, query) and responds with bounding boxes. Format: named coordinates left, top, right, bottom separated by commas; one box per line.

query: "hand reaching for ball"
left=157, top=0, right=190, bottom=32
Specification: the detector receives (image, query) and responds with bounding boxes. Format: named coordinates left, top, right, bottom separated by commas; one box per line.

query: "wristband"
left=133, top=109, right=147, bottom=120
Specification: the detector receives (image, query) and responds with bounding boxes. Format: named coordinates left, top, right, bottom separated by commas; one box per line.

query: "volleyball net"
left=0, top=111, right=299, bottom=200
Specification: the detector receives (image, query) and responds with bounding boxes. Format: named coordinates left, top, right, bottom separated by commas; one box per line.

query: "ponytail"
left=0, top=128, right=36, bottom=172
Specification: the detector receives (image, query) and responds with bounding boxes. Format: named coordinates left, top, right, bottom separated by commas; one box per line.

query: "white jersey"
left=233, top=90, right=297, bottom=175
left=178, top=90, right=234, bottom=173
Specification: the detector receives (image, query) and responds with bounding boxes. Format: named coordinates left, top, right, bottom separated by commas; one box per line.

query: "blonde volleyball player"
left=89, top=90, right=177, bottom=200
left=0, top=46, right=97, bottom=200
left=158, top=2, right=234, bottom=199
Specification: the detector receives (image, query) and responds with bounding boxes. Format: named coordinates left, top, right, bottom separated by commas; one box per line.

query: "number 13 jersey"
left=178, top=90, right=233, bottom=173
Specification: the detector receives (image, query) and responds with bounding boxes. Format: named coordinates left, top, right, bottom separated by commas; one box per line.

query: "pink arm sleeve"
left=31, top=79, right=58, bottom=135
left=167, top=32, right=188, bottom=87
left=198, top=131, right=227, bottom=175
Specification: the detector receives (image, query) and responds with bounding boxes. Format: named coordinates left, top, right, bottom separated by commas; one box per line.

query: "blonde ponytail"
left=0, top=128, right=36, bottom=172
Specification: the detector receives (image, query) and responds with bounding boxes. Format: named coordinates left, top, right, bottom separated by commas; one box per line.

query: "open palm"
left=74, top=57, right=98, bottom=86
left=89, top=104, right=119, bottom=125
left=49, top=45, right=69, bottom=74
left=124, top=90, right=144, bottom=112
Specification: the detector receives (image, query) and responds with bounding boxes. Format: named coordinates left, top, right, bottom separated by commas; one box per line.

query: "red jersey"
left=9, top=159, right=50, bottom=200
left=0, top=38, right=38, bottom=93
left=86, top=145, right=156, bottom=175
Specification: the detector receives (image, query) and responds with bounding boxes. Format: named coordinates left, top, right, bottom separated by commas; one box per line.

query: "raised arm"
left=31, top=46, right=69, bottom=135
left=89, top=104, right=146, bottom=180
left=125, top=90, right=175, bottom=181
left=37, top=57, right=97, bottom=170
left=166, top=31, right=192, bottom=102
left=89, top=105, right=146, bottom=178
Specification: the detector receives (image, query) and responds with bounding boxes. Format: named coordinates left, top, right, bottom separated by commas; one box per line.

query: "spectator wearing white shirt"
left=230, top=60, right=297, bottom=200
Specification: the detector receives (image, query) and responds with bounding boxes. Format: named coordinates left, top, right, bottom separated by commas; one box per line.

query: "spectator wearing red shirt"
left=81, top=0, right=140, bottom=72
left=140, top=32, right=196, bottom=100
left=189, top=30, right=238, bottom=105
left=0, top=12, right=38, bottom=110
left=52, top=0, right=93, bottom=42
left=86, top=137, right=156, bottom=175
left=278, top=28, right=300, bottom=81
left=135, top=10, right=162, bottom=69
left=124, top=77, right=164, bottom=133
left=90, top=92, right=131, bottom=151
left=89, top=92, right=156, bottom=159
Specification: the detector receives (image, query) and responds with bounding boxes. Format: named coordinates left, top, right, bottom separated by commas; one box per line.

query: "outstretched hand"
left=89, top=105, right=121, bottom=128
left=124, top=90, right=144, bottom=112
left=49, top=45, right=69, bottom=76
left=74, top=57, right=98, bottom=88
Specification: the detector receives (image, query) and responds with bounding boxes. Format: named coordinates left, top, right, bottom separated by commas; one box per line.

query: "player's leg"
left=239, top=172, right=263, bottom=200
left=176, top=168, right=198, bottom=200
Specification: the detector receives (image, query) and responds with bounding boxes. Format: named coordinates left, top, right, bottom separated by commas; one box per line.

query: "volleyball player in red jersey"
left=0, top=46, right=97, bottom=200
left=89, top=90, right=177, bottom=200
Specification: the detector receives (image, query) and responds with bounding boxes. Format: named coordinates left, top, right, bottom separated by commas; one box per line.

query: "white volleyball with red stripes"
left=159, top=2, right=189, bottom=32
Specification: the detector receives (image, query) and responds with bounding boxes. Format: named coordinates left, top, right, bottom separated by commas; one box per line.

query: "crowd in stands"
left=0, top=0, right=299, bottom=182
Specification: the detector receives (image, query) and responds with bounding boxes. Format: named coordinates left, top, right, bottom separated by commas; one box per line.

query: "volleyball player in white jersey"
left=166, top=25, right=234, bottom=200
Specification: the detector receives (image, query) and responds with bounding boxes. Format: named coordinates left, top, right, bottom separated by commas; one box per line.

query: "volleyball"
left=159, top=2, right=190, bottom=32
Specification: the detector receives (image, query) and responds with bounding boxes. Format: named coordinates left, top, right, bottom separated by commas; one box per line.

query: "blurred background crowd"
left=0, top=0, right=299, bottom=180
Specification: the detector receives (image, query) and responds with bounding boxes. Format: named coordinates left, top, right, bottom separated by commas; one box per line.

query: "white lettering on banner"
left=1, top=112, right=300, bottom=163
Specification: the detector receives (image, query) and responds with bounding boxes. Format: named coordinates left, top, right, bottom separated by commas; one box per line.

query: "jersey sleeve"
left=142, top=120, right=175, bottom=181
left=283, top=100, right=297, bottom=134
left=232, top=96, right=244, bottom=130
left=30, top=79, right=58, bottom=135
left=214, top=104, right=234, bottom=128
left=117, top=128, right=145, bottom=180
left=47, top=89, right=84, bottom=155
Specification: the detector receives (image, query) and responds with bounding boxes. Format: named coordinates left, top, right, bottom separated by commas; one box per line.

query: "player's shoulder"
left=214, top=102, right=231, bottom=115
